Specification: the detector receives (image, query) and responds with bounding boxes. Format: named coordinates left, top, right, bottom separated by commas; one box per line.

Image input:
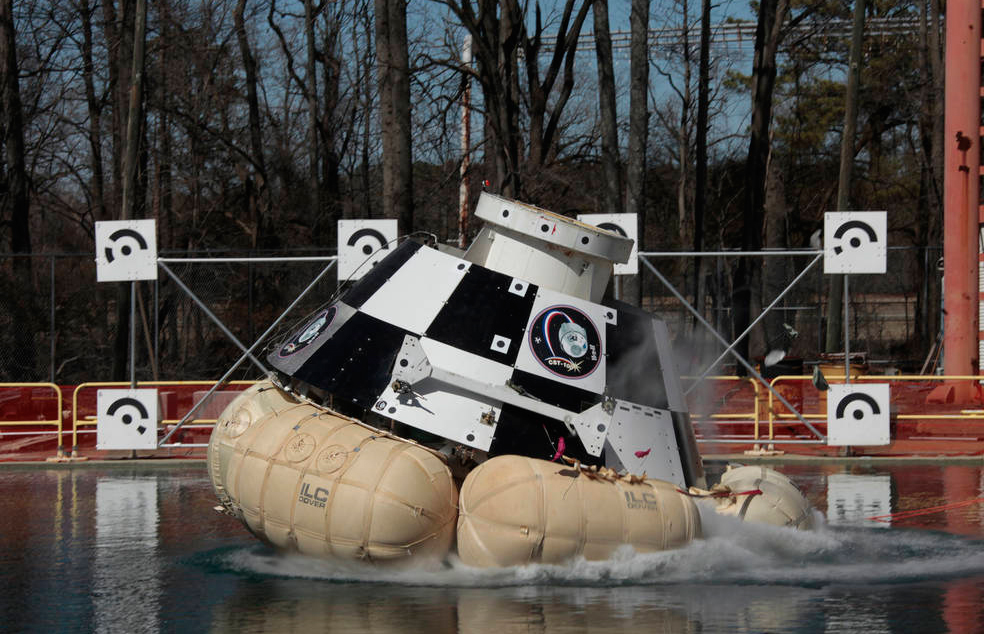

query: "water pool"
left=1, top=461, right=982, bottom=633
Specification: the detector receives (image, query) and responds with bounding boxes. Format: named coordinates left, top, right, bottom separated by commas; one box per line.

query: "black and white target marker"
left=97, top=389, right=159, bottom=450
left=95, top=220, right=158, bottom=282
left=337, top=219, right=398, bottom=281
left=827, top=383, right=890, bottom=446
left=823, top=211, right=887, bottom=274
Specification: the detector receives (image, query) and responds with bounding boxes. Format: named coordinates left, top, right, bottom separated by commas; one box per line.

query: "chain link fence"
left=0, top=252, right=341, bottom=384
left=0, top=245, right=942, bottom=384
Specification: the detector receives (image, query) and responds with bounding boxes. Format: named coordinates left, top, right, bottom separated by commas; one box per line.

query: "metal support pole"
left=49, top=256, right=55, bottom=383
left=154, top=277, right=159, bottom=380
left=640, top=257, right=826, bottom=440
left=844, top=274, right=850, bottom=384
left=248, top=260, right=254, bottom=343
left=158, top=259, right=337, bottom=446
left=817, top=259, right=823, bottom=352
left=130, top=281, right=136, bottom=389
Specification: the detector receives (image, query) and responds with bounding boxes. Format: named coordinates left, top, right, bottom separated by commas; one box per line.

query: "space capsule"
left=208, top=192, right=815, bottom=566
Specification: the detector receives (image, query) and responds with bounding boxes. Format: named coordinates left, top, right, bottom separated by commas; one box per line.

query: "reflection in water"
left=0, top=463, right=982, bottom=633
left=826, top=473, right=892, bottom=527
left=94, top=478, right=161, bottom=634
left=204, top=506, right=984, bottom=633
left=205, top=571, right=704, bottom=634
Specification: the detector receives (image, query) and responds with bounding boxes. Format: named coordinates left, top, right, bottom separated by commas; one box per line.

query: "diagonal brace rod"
left=688, top=253, right=822, bottom=390
left=158, top=259, right=337, bottom=446
left=159, top=261, right=268, bottom=374
left=639, top=256, right=826, bottom=441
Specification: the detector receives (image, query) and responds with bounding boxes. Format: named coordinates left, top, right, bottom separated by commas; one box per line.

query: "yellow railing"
left=0, top=383, right=64, bottom=458
left=69, top=381, right=257, bottom=458
left=766, top=374, right=984, bottom=444
left=7, top=375, right=984, bottom=459
left=684, top=375, right=761, bottom=438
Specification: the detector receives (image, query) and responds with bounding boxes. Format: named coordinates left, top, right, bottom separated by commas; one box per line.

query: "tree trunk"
left=158, top=7, right=173, bottom=248
left=112, top=0, right=146, bottom=382
left=80, top=0, right=107, bottom=222
left=915, top=0, right=944, bottom=357
left=676, top=17, right=693, bottom=330
left=626, top=0, right=650, bottom=306
left=374, top=0, right=414, bottom=232
left=120, top=0, right=146, bottom=221
left=102, top=0, right=134, bottom=214
left=497, top=0, right=521, bottom=197
left=360, top=8, right=373, bottom=218
left=762, top=157, right=787, bottom=353
left=593, top=0, right=622, bottom=214
left=304, top=0, right=321, bottom=224
left=732, top=0, right=787, bottom=370
left=927, top=0, right=944, bottom=354
left=693, top=0, right=711, bottom=323
left=321, top=10, right=343, bottom=237
left=825, top=0, right=866, bottom=353
left=677, top=0, right=693, bottom=256
left=0, top=0, right=36, bottom=381
left=626, top=0, right=649, bottom=220
left=0, top=0, right=30, bottom=270
left=235, top=0, right=268, bottom=247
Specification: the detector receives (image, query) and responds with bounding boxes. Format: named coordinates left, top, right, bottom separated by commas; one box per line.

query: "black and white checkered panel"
left=358, top=244, right=473, bottom=334
left=424, top=264, right=537, bottom=365
left=267, top=240, right=422, bottom=373
left=287, top=310, right=410, bottom=408
left=267, top=240, right=425, bottom=407
left=268, top=241, right=702, bottom=473
left=341, top=239, right=423, bottom=309
left=270, top=241, right=521, bottom=412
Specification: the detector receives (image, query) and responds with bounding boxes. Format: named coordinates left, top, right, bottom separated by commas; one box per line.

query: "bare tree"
left=0, top=0, right=30, bottom=269
left=626, top=0, right=648, bottom=220
left=304, top=0, right=322, bottom=222
left=823, top=0, right=865, bottom=352
left=593, top=0, right=621, bottom=215
left=671, top=0, right=694, bottom=253
left=233, top=0, right=265, bottom=246
left=376, top=0, right=414, bottom=232
left=108, top=0, right=147, bottom=382
left=521, top=0, right=593, bottom=173
left=430, top=0, right=593, bottom=201
left=79, top=0, right=107, bottom=223
left=915, top=0, right=943, bottom=357
left=692, top=0, right=710, bottom=321
left=732, top=0, right=789, bottom=369
left=120, top=0, right=146, bottom=221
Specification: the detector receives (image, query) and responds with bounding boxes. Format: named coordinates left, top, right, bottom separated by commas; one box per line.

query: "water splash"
left=209, top=512, right=984, bottom=588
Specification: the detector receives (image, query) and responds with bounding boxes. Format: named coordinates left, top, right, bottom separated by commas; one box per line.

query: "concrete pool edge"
left=703, top=453, right=984, bottom=465
left=2, top=455, right=983, bottom=470
left=0, top=458, right=207, bottom=470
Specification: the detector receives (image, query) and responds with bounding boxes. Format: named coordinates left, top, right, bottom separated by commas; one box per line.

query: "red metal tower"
left=942, top=0, right=981, bottom=400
